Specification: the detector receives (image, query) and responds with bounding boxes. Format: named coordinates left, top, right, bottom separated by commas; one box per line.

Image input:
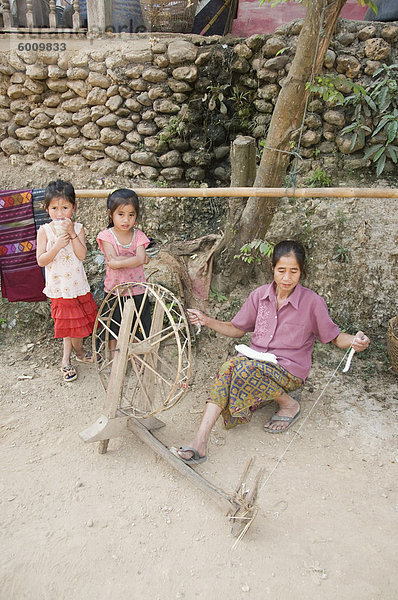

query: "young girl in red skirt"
left=36, top=179, right=98, bottom=382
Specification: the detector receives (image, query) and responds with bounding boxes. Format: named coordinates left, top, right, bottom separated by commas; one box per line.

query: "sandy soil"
left=1, top=323, right=397, bottom=600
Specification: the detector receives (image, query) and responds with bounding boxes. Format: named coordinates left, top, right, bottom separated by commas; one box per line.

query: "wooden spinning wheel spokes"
left=92, top=282, right=192, bottom=418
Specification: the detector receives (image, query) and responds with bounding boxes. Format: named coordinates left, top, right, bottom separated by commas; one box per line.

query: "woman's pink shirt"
left=231, top=282, right=341, bottom=381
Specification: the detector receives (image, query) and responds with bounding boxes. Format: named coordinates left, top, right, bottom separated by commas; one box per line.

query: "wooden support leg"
left=98, top=440, right=109, bottom=455
left=79, top=415, right=130, bottom=443
left=79, top=413, right=166, bottom=444
left=97, top=300, right=136, bottom=454
left=128, top=417, right=237, bottom=514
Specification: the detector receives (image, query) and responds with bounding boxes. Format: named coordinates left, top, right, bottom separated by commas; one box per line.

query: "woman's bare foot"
left=264, top=394, right=300, bottom=432
left=172, top=402, right=222, bottom=462
left=176, top=442, right=206, bottom=461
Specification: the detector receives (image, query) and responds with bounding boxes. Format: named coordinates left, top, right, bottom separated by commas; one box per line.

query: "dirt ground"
left=1, top=320, right=397, bottom=600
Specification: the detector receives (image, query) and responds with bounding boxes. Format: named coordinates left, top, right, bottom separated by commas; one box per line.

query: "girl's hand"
left=62, top=218, right=75, bottom=238
left=55, top=232, right=70, bottom=249
left=144, top=253, right=151, bottom=265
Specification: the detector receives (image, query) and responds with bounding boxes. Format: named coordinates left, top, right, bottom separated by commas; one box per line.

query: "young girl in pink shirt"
left=96, top=189, right=151, bottom=353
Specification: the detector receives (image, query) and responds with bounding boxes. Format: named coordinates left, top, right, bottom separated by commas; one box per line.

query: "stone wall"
left=0, top=19, right=397, bottom=184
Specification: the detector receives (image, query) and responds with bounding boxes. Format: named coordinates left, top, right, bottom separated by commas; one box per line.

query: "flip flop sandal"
left=264, top=409, right=301, bottom=434
left=170, top=446, right=207, bottom=465
left=61, top=365, right=77, bottom=382
left=75, top=351, right=94, bottom=364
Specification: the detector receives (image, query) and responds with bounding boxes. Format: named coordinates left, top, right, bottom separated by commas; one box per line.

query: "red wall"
left=231, top=0, right=368, bottom=37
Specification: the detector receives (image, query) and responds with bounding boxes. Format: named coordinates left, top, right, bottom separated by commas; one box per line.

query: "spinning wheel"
left=93, top=282, right=191, bottom=418
left=80, top=282, right=262, bottom=538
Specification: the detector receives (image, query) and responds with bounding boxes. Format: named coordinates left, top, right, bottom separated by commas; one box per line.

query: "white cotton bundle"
left=235, top=344, right=278, bottom=364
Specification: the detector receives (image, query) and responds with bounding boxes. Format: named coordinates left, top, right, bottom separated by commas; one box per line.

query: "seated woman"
left=171, top=240, right=370, bottom=465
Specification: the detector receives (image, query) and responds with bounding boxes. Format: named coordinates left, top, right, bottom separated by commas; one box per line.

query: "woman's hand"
left=186, top=308, right=246, bottom=338
left=186, top=308, right=208, bottom=327
left=352, top=331, right=370, bottom=353
left=333, top=330, right=370, bottom=352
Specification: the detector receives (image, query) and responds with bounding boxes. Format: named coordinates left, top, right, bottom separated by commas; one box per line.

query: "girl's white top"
left=41, top=222, right=90, bottom=299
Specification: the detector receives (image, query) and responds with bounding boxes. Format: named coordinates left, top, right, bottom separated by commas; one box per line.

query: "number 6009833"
left=18, top=42, right=67, bottom=51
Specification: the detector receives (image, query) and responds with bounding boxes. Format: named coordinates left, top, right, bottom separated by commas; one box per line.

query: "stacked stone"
left=0, top=39, right=228, bottom=183
left=246, top=19, right=398, bottom=173
left=0, top=20, right=397, bottom=181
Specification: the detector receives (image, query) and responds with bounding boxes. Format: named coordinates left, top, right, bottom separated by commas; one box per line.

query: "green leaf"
left=357, top=0, right=377, bottom=13
left=376, top=153, right=386, bottom=176
left=220, top=102, right=228, bottom=115
left=364, top=96, right=377, bottom=111
left=364, top=144, right=382, bottom=158
left=386, top=121, right=398, bottom=144
left=373, top=117, right=389, bottom=136
left=341, top=123, right=356, bottom=134
left=372, top=66, right=384, bottom=78
left=386, top=145, right=397, bottom=163
left=373, top=146, right=385, bottom=162
left=378, top=86, right=390, bottom=112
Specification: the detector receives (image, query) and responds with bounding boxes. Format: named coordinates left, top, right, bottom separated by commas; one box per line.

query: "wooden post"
left=98, top=299, right=136, bottom=454
left=139, top=300, right=165, bottom=411
left=230, top=135, right=257, bottom=188
left=212, top=135, right=257, bottom=287
left=228, top=136, right=257, bottom=227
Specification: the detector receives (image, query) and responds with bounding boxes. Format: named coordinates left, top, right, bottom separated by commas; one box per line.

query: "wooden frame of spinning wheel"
left=79, top=285, right=262, bottom=537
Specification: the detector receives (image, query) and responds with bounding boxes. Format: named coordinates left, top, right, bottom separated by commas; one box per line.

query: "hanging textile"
left=32, top=187, right=50, bottom=232
left=0, top=189, right=46, bottom=302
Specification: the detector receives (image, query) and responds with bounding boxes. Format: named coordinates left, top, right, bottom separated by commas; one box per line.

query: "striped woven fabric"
left=0, top=189, right=46, bottom=302
left=32, top=188, right=50, bottom=231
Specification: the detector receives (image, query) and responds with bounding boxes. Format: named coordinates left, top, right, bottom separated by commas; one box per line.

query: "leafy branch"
left=234, top=239, right=275, bottom=264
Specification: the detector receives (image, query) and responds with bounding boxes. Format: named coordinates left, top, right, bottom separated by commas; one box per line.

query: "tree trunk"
left=214, top=0, right=347, bottom=293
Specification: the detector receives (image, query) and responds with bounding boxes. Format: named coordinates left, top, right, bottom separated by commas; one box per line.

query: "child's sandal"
left=61, top=365, right=77, bottom=382
left=75, top=351, right=94, bottom=364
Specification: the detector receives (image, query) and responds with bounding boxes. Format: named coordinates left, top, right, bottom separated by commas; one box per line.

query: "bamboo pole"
left=75, top=187, right=398, bottom=200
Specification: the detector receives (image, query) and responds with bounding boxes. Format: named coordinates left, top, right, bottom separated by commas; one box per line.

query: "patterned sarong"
left=209, top=356, right=302, bottom=429
left=0, top=189, right=46, bottom=302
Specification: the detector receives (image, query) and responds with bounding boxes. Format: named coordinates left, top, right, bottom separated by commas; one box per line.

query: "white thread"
left=342, top=347, right=355, bottom=373
left=258, top=345, right=353, bottom=496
